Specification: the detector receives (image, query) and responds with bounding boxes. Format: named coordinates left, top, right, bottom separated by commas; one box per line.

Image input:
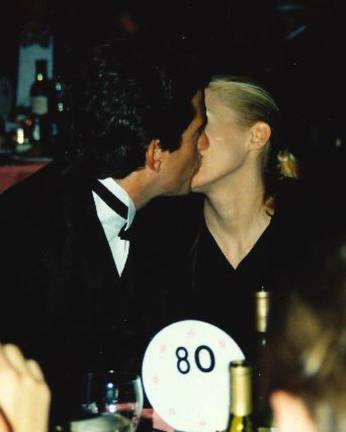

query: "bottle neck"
left=34, top=60, right=48, bottom=83
left=255, top=290, right=270, bottom=333
left=230, top=366, right=253, bottom=417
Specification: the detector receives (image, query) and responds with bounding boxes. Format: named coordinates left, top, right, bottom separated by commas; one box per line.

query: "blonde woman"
left=170, top=76, right=301, bottom=359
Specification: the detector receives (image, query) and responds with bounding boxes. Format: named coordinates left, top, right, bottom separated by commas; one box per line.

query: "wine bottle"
left=29, top=59, right=52, bottom=156
left=226, top=360, right=254, bottom=432
left=31, top=59, right=50, bottom=114
left=254, top=287, right=276, bottom=432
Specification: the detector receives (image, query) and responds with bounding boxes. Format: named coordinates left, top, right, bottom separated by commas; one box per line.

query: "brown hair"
left=267, top=236, right=346, bottom=432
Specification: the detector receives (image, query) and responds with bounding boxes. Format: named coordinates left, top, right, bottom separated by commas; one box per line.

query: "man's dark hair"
left=69, top=35, right=209, bottom=178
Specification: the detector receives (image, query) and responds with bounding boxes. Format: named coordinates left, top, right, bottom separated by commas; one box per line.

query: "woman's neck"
left=203, top=170, right=271, bottom=268
left=205, top=169, right=265, bottom=227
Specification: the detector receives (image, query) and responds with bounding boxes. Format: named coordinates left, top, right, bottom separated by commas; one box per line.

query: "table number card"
left=142, top=320, right=245, bottom=432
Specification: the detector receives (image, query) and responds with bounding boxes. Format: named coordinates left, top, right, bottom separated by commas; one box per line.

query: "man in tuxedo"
left=0, top=35, right=209, bottom=424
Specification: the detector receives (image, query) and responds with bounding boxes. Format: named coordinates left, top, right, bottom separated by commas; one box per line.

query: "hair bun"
left=277, top=149, right=299, bottom=179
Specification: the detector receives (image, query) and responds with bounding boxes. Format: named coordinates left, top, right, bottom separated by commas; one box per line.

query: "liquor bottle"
left=226, top=360, right=254, bottom=432
left=254, top=287, right=276, bottom=432
left=29, top=59, right=52, bottom=156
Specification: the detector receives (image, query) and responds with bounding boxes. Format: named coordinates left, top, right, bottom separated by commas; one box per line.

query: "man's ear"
left=249, top=121, right=271, bottom=151
left=146, top=139, right=162, bottom=172
left=270, top=391, right=316, bottom=432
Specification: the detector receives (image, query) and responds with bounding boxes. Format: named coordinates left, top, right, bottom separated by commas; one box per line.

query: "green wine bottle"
left=226, top=360, right=254, bottom=432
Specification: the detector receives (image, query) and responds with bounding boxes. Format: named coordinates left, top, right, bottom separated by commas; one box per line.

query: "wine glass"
left=68, top=371, right=144, bottom=432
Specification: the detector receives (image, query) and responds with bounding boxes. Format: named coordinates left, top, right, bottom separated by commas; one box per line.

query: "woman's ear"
left=249, top=121, right=271, bottom=151
left=146, top=139, right=162, bottom=171
left=270, top=391, right=316, bottom=432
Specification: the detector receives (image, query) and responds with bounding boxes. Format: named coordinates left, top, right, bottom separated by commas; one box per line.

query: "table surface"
left=0, top=156, right=50, bottom=193
left=53, top=409, right=173, bottom=432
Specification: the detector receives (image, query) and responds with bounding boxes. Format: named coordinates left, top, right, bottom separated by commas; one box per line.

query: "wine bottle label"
left=32, top=96, right=48, bottom=115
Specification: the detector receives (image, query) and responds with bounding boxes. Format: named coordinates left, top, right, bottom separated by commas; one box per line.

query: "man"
left=0, top=35, right=209, bottom=424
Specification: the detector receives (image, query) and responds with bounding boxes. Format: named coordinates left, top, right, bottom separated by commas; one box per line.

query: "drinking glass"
left=68, top=371, right=144, bottom=432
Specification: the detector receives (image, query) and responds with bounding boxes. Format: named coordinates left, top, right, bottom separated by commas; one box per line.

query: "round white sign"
left=141, top=320, right=245, bottom=432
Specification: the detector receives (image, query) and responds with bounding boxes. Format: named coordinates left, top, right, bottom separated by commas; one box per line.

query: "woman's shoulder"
left=276, top=177, right=300, bottom=199
left=274, top=177, right=304, bottom=215
left=269, top=178, right=308, bottom=241
left=273, top=176, right=331, bottom=245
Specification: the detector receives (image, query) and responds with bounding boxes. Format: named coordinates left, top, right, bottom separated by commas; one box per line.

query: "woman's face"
left=191, top=87, right=252, bottom=192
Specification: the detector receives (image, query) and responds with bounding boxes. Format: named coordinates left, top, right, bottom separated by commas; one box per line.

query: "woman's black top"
left=158, top=178, right=306, bottom=361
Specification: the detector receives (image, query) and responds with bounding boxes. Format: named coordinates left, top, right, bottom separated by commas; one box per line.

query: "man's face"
left=160, top=90, right=209, bottom=195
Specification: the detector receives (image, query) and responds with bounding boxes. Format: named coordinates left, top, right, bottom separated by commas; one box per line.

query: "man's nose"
left=197, top=131, right=209, bottom=153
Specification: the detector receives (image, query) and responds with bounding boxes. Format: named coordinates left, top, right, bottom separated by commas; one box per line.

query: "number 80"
left=176, top=345, right=215, bottom=374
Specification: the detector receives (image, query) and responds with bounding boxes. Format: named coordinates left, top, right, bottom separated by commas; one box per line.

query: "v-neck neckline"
left=202, top=214, right=275, bottom=271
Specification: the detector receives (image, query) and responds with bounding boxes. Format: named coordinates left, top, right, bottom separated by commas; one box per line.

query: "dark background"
left=1, top=0, right=345, bottom=176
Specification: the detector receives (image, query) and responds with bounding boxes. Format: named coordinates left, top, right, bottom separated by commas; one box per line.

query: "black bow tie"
left=118, top=224, right=135, bottom=241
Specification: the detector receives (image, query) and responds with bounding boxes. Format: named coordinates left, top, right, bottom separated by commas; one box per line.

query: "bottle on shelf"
left=29, top=58, right=53, bottom=157
left=225, top=360, right=254, bottom=432
left=253, top=287, right=276, bottom=432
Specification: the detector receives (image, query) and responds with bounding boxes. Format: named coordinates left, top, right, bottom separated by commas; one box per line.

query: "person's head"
left=69, top=35, right=209, bottom=196
left=267, top=233, right=346, bottom=432
left=191, top=75, right=297, bottom=197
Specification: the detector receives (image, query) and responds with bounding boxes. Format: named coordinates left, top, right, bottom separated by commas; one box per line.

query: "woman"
left=170, top=75, right=300, bottom=359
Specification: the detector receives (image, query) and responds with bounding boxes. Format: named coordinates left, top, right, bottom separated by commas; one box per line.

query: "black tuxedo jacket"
left=0, top=159, right=162, bottom=423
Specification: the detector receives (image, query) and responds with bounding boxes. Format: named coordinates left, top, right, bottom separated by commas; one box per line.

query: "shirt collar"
left=94, top=177, right=136, bottom=231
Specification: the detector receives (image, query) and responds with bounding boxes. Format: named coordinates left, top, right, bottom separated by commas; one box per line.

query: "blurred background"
left=0, top=0, right=345, bottom=179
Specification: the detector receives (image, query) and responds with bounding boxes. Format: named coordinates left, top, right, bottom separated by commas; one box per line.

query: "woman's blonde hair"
left=209, top=76, right=280, bottom=130
left=208, top=76, right=299, bottom=195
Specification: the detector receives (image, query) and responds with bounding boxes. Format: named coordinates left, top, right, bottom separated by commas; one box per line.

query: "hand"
left=0, top=344, right=51, bottom=432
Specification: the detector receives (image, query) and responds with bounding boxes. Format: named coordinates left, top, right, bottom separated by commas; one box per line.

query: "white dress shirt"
left=92, top=178, right=136, bottom=276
